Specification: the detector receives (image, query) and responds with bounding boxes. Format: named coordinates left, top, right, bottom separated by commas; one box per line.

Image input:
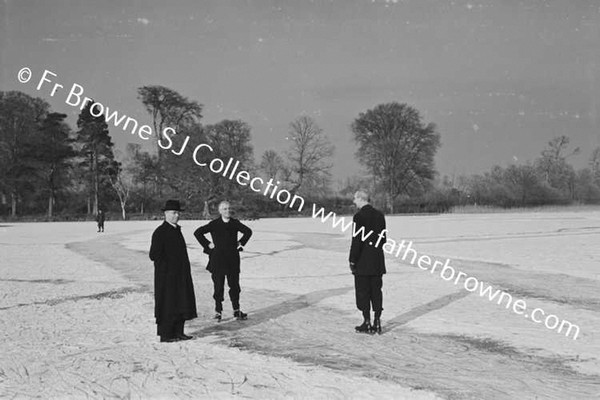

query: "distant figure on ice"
left=96, top=209, right=105, bottom=232
left=149, top=200, right=197, bottom=342
left=194, top=201, right=252, bottom=322
left=349, top=190, right=386, bottom=334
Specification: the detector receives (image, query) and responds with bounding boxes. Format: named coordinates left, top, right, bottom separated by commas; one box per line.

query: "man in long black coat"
left=149, top=200, right=197, bottom=342
left=349, top=189, right=387, bottom=334
left=194, top=201, right=252, bottom=321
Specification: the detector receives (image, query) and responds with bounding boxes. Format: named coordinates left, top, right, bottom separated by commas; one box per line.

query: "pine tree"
left=30, top=112, right=76, bottom=217
left=75, top=101, right=117, bottom=215
left=0, top=91, right=49, bottom=216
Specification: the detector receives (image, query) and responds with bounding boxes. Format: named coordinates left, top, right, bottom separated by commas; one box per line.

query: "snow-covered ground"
left=1, top=209, right=599, bottom=399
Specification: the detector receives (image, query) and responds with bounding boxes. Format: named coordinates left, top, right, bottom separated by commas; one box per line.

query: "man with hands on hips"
left=194, top=201, right=252, bottom=322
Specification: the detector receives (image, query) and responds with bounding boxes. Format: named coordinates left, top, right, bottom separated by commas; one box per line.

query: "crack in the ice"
left=191, top=286, right=352, bottom=337
left=414, top=228, right=600, bottom=245
left=240, top=243, right=306, bottom=258
left=0, top=278, right=75, bottom=284
left=0, top=285, right=150, bottom=311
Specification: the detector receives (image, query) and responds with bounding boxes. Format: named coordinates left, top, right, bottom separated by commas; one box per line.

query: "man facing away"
left=194, top=201, right=252, bottom=322
left=96, top=209, right=105, bottom=232
left=349, top=190, right=387, bottom=334
left=149, top=200, right=197, bottom=342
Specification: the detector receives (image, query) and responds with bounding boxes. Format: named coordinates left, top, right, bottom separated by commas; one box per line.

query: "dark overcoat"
left=349, top=204, right=387, bottom=276
left=194, top=217, right=252, bottom=275
left=149, top=222, right=197, bottom=327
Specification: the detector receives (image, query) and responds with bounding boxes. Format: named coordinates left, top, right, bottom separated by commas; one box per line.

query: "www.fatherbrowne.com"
left=311, top=204, right=581, bottom=340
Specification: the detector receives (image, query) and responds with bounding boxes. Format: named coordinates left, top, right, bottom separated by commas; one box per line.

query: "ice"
left=1, top=209, right=599, bottom=398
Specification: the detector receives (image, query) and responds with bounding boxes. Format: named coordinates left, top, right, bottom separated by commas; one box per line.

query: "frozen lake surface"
left=1, top=209, right=599, bottom=399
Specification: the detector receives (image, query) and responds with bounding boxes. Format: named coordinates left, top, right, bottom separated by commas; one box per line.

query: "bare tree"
left=206, top=119, right=254, bottom=164
left=589, top=147, right=600, bottom=183
left=204, top=119, right=254, bottom=200
left=503, top=164, right=540, bottom=204
left=543, top=136, right=580, bottom=160
left=535, top=136, right=578, bottom=198
left=352, top=102, right=440, bottom=213
left=286, top=115, right=334, bottom=196
left=260, top=149, right=286, bottom=180
left=137, top=86, right=203, bottom=156
left=338, top=175, right=373, bottom=197
left=109, top=168, right=132, bottom=220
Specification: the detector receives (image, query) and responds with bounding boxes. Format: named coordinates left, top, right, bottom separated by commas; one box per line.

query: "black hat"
left=162, top=199, right=184, bottom=212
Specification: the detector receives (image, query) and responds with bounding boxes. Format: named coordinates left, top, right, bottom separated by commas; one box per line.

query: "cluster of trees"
left=0, top=87, right=343, bottom=219
left=0, top=91, right=118, bottom=219
left=451, top=136, right=600, bottom=208
left=128, top=87, right=338, bottom=219
left=2, top=85, right=596, bottom=220
left=341, top=134, right=600, bottom=213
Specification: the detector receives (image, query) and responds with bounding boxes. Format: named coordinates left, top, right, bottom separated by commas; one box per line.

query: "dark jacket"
left=194, top=217, right=252, bottom=275
left=149, top=222, right=197, bottom=325
left=349, top=204, right=387, bottom=276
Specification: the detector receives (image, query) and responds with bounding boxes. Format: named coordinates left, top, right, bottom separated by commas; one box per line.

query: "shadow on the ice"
left=190, top=286, right=353, bottom=337
left=383, top=290, right=471, bottom=333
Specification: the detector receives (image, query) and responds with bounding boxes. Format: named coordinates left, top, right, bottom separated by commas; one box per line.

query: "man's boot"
left=371, top=310, right=382, bottom=334
left=355, top=309, right=372, bottom=333
left=233, top=310, right=247, bottom=320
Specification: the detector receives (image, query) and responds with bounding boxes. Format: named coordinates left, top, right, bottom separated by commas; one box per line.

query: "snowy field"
left=1, top=209, right=600, bottom=399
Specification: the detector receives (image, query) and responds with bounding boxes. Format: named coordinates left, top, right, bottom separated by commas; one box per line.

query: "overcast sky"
left=1, top=0, right=599, bottom=185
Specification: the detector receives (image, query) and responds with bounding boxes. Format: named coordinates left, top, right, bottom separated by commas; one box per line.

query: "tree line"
left=341, top=134, right=600, bottom=213
left=0, top=86, right=597, bottom=220
left=451, top=136, right=600, bottom=208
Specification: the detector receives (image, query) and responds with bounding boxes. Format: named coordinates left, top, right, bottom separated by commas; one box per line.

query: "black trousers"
left=212, top=272, right=241, bottom=312
left=354, top=275, right=383, bottom=313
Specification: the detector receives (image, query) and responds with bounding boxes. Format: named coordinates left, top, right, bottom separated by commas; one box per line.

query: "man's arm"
left=236, top=220, right=253, bottom=248
left=349, top=213, right=364, bottom=266
left=149, top=228, right=163, bottom=262
left=378, top=213, right=387, bottom=247
left=193, top=222, right=213, bottom=250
